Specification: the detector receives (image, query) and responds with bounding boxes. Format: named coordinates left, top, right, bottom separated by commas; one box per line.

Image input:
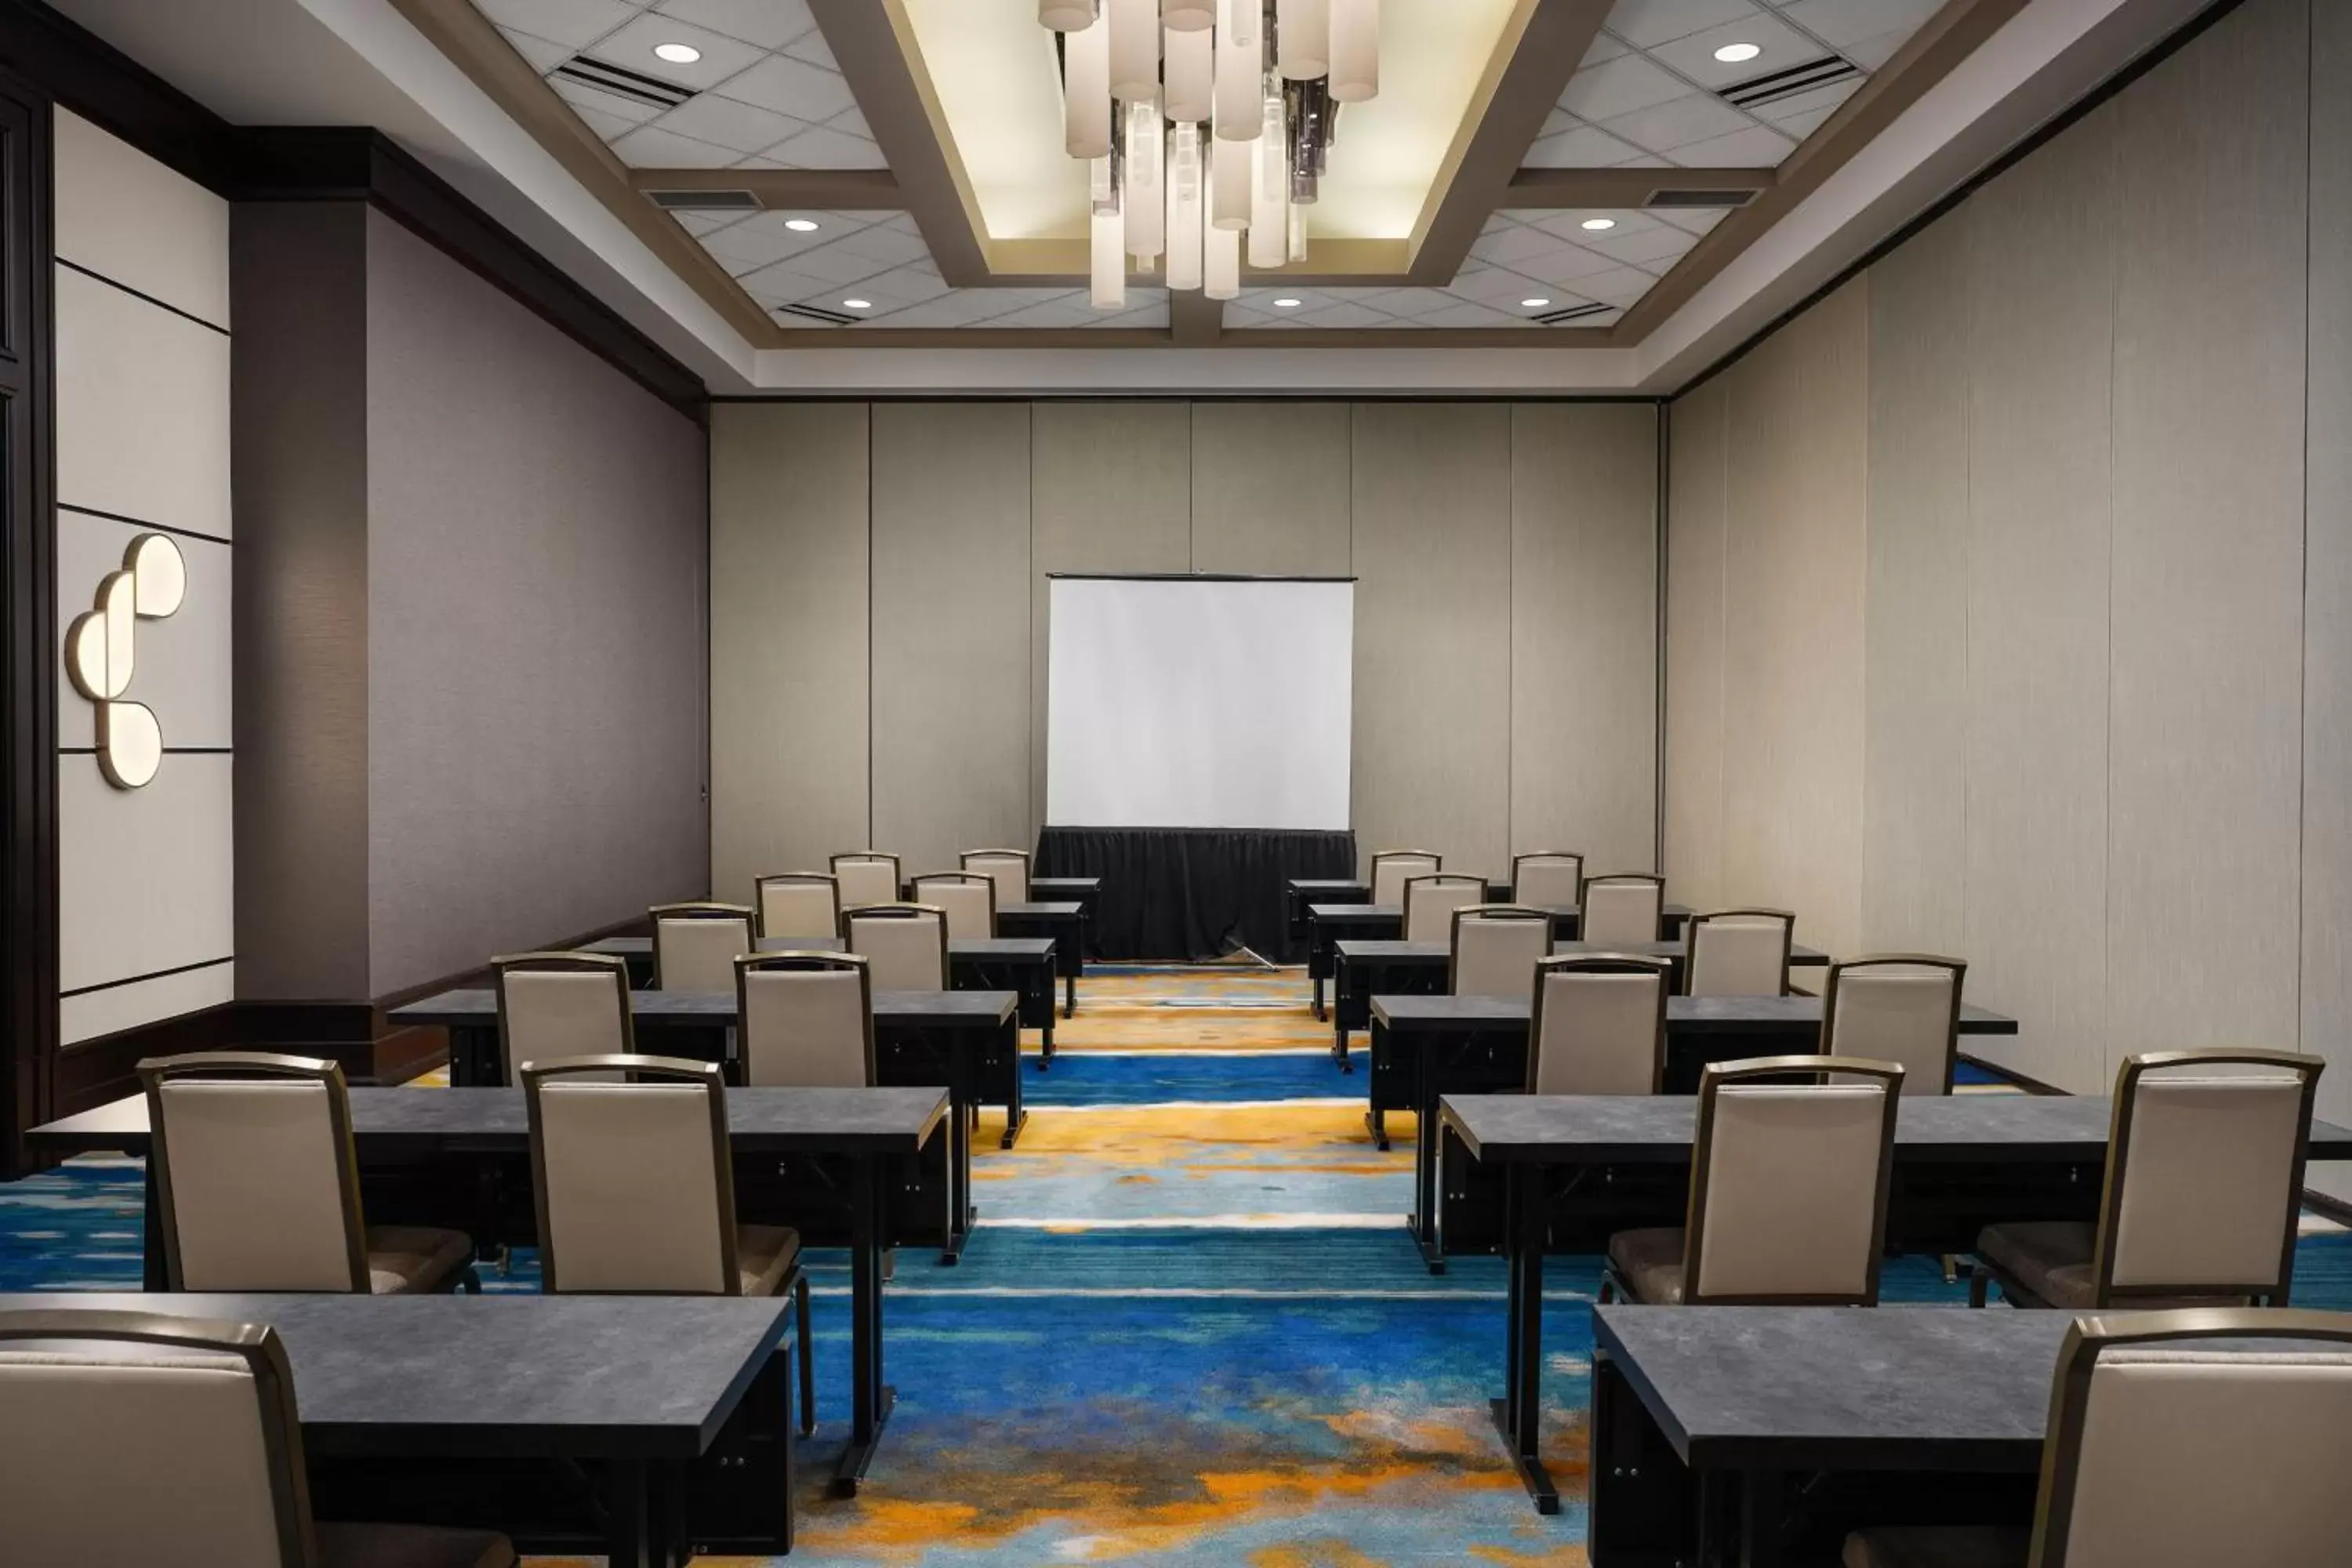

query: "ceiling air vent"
left=1716, top=55, right=1859, bottom=112
left=1646, top=187, right=1759, bottom=209
left=1536, top=302, right=1613, bottom=326
left=648, top=189, right=761, bottom=210
left=553, top=55, right=693, bottom=111
left=776, top=303, right=861, bottom=326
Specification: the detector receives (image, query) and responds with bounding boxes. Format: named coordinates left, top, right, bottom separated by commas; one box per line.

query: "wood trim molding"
left=629, top=166, right=905, bottom=209
left=1503, top=166, right=1777, bottom=207
left=1171, top=289, right=1222, bottom=347
left=0, top=0, right=238, bottom=191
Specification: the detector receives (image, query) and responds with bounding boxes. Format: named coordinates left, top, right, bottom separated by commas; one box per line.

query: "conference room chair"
left=1402, top=873, right=1488, bottom=942
left=912, top=869, right=998, bottom=939
left=829, top=850, right=902, bottom=909
left=1448, top=905, right=1552, bottom=1000
left=1684, top=908, right=1795, bottom=997
left=1843, top=1308, right=2352, bottom=1568
left=139, top=1052, right=478, bottom=1295
left=1601, top=1056, right=1905, bottom=1305
left=754, top=871, right=841, bottom=942
left=736, top=953, right=877, bottom=1088
left=522, top=1054, right=814, bottom=1433
left=1369, top=849, right=1442, bottom=907
left=1525, top=954, right=1674, bottom=1095
left=1580, top=872, right=1665, bottom=945
left=1509, top=850, right=1584, bottom=909
left=0, top=1310, right=517, bottom=1567
left=492, top=952, right=633, bottom=1080
left=1970, top=1047, right=2325, bottom=1311
left=650, top=901, right=755, bottom=992
left=961, top=848, right=1031, bottom=906
left=1819, top=955, right=1969, bottom=1094
left=843, top=902, right=951, bottom=992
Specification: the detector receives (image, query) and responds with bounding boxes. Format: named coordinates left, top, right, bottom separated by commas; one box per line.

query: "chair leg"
left=1968, top=1262, right=1991, bottom=1308
left=794, top=1272, right=815, bottom=1437
left=1942, top=1253, right=1958, bottom=1286
left=458, top=1262, right=482, bottom=1295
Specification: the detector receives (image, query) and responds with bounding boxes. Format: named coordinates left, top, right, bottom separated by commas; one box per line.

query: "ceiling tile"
left=1413, top=300, right=1525, bottom=328
left=1751, top=76, right=1860, bottom=125
left=1524, top=123, right=1646, bottom=169
left=1579, top=31, right=1632, bottom=65
left=474, top=0, right=637, bottom=50
left=654, top=0, right=819, bottom=50
left=1559, top=53, right=1690, bottom=122
left=786, top=241, right=901, bottom=285
left=1468, top=220, right=1575, bottom=266
left=1766, top=102, right=1837, bottom=140
left=702, top=212, right=836, bottom=272
left=650, top=93, right=809, bottom=154
left=1450, top=264, right=1553, bottom=305
left=498, top=27, right=574, bottom=71
left=1526, top=207, right=1663, bottom=242
left=1840, top=25, right=1922, bottom=71
left=782, top=25, right=849, bottom=70
left=609, top=122, right=743, bottom=168
left=1603, top=0, right=1766, bottom=50
left=1296, top=301, right=1395, bottom=328
left=671, top=209, right=742, bottom=236
left=568, top=99, right=649, bottom=141
left=1664, top=123, right=1796, bottom=167
left=1508, top=244, right=1625, bottom=285
left=737, top=263, right=838, bottom=302
left=715, top=51, right=858, bottom=122
left=852, top=264, right=952, bottom=307
left=1574, top=265, right=1665, bottom=305
left=763, top=124, right=885, bottom=169
left=827, top=223, right=930, bottom=267
left=1582, top=223, right=1697, bottom=265
left=1086, top=297, right=1171, bottom=328
left=1653, top=205, right=1732, bottom=234
left=1648, top=12, right=1819, bottom=89
left=550, top=72, right=664, bottom=126
left=826, top=103, right=874, bottom=140
left=1776, top=0, right=1938, bottom=49
left=1601, top=93, right=1752, bottom=154
left=591, top=13, right=768, bottom=89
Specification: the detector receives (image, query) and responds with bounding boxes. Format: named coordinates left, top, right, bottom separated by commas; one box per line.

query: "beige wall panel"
left=1960, top=110, right=2118, bottom=1091
left=56, top=509, right=232, bottom=751
left=63, top=961, right=234, bottom=1047
left=1861, top=216, right=1970, bottom=956
left=2106, top=0, right=2310, bottom=1069
left=1716, top=281, right=1869, bottom=957
left=59, top=753, right=234, bottom=994
left=1188, top=402, right=1352, bottom=575
left=53, top=109, right=230, bottom=330
left=1662, top=379, right=1728, bottom=904
left=54, top=266, right=233, bottom=539
left=871, top=403, right=1032, bottom=876
left=1029, top=402, right=1193, bottom=829
left=1350, top=403, right=1513, bottom=882
left=1509, top=402, right=1657, bottom=874
left=710, top=403, right=871, bottom=898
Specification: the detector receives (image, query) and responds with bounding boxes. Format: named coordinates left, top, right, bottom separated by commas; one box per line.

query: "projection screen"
left=1046, top=575, right=1354, bottom=829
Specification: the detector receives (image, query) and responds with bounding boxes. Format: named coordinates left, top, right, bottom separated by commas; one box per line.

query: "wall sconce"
left=65, top=532, right=184, bottom=789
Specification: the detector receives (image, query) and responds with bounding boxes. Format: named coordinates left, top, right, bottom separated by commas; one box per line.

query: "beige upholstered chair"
left=650, top=902, right=754, bottom=993
left=754, top=872, right=841, bottom=942
left=830, top=850, right=902, bottom=909
left=1510, top=851, right=1584, bottom=909
left=1820, top=956, right=1967, bottom=1095
left=1369, top=849, right=1442, bottom=908
left=1970, top=1048, right=2325, bottom=1311
left=1685, top=908, right=1795, bottom=997
left=737, top=953, right=876, bottom=1088
left=1603, top=1056, right=1904, bottom=1305
left=1526, top=955, right=1674, bottom=1095
left=1844, top=1309, right=2352, bottom=1568
left=1403, top=873, right=1487, bottom=943
left=492, top=952, right=633, bottom=1082
left=138, top=1053, right=478, bottom=1296
left=523, top=1055, right=813, bottom=1432
left=1449, top=905, right=1552, bottom=1000
left=961, top=848, right=1031, bottom=907
left=0, top=1310, right=517, bottom=1567
left=911, top=871, right=997, bottom=940
left=1580, top=873, right=1664, bottom=946
left=844, top=902, right=951, bottom=992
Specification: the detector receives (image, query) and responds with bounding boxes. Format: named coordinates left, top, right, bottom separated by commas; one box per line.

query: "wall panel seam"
left=60, top=955, right=234, bottom=998
left=54, top=255, right=230, bottom=336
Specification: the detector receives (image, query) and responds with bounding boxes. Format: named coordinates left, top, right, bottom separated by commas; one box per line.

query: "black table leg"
left=450, top=1024, right=499, bottom=1087
left=1000, top=1017, right=1029, bottom=1149
left=1740, top=1468, right=1785, bottom=1568
left=1333, top=954, right=1351, bottom=1061
left=942, top=1053, right=971, bottom=1265
left=833, top=1155, right=895, bottom=1497
left=1410, top=1066, right=1446, bottom=1274
left=1489, top=1160, right=1559, bottom=1513
left=1039, top=955, right=1056, bottom=1064
left=141, top=1157, right=166, bottom=1290
left=1365, top=1106, right=1387, bottom=1150
left=605, top=1456, right=651, bottom=1568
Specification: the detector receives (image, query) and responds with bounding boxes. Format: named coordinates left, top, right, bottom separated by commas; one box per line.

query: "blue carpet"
left=1025, top=1051, right=1355, bottom=1105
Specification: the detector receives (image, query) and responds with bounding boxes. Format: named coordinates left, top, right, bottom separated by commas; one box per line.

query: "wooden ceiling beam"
left=627, top=168, right=906, bottom=210
left=1170, top=289, right=1224, bottom=347
left=1503, top=166, right=1775, bottom=208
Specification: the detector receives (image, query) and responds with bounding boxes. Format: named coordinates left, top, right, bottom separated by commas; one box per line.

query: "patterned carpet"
left=5, top=963, right=2349, bottom=1566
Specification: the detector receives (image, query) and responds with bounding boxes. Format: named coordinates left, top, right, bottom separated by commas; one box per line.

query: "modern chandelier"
left=1039, top=0, right=1379, bottom=309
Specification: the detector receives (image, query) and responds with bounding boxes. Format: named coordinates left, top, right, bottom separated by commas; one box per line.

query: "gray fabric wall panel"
left=1187, top=402, right=1352, bottom=575
left=1349, top=403, right=1513, bottom=882
left=1509, top=402, right=1657, bottom=874
left=1029, top=402, right=1194, bottom=828
left=871, top=403, right=1032, bottom=877
left=709, top=402, right=870, bottom=902
left=1662, top=379, right=1727, bottom=903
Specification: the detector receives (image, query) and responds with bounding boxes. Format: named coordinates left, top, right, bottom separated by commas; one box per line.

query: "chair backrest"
left=2092, top=1049, right=2324, bottom=1305
left=2030, top=1310, right=2352, bottom=1567
left=1369, top=849, right=1441, bottom=907
left=494, top=952, right=634, bottom=1081
left=140, top=1053, right=367, bottom=1294
left=651, top=902, right=754, bottom=993
left=829, top=851, right=902, bottom=909
left=754, top=873, right=840, bottom=942
left=1682, top=1056, right=1904, bottom=1305
left=960, top=848, right=1030, bottom=906
left=1449, top=905, right=1552, bottom=1000
left=1403, top=873, right=1488, bottom=942
left=911, top=872, right=996, bottom=939
left=524, top=1055, right=740, bottom=1296
left=1685, top=908, right=1794, bottom=997
left=0, top=1311, right=314, bottom=1566
left=843, top=902, right=950, bottom=992
left=1511, top=851, right=1584, bottom=909
left=1820, top=955, right=1965, bottom=1095
left=737, top=953, right=876, bottom=1088
left=1527, top=956, right=1673, bottom=1095
left=1580, top=873, right=1664, bottom=945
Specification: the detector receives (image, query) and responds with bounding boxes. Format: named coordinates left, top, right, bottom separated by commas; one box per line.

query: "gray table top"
left=1310, top=902, right=1695, bottom=922
left=1439, top=1091, right=2352, bottom=1164
left=998, top=901, right=1083, bottom=919
left=27, top=1084, right=952, bottom=1158
left=1334, top=938, right=1830, bottom=964
left=0, top=1291, right=789, bottom=1460
left=1592, top=1305, right=2071, bottom=1472
left=390, top=986, right=1018, bottom=1029
left=1028, top=876, right=1100, bottom=891
left=1374, top=993, right=2016, bottom=1034
left=584, top=935, right=1055, bottom=960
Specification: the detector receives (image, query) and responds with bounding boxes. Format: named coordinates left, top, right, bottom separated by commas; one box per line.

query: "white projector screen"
left=1047, top=575, right=1354, bottom=830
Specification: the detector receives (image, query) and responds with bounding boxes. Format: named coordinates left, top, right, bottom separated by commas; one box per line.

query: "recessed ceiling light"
left=1522, top=298, right=1551, bottom=309
left=654, top=42, right=702, bottom=64
left=1581, top=217, right=1617, bottom=231
left=1713, top=42, right=1762, bottom=64
left=784, top=218, right=819, bottom=232
left=1272, top=297, right=1302, bottom=308
left=842, top=298, right=872, bottom=310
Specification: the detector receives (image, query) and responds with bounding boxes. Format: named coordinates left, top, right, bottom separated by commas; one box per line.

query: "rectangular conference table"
left=1027, top=876, right=1101, bottom=958
left=999, top=901, right=1087, bottom=1015
left=1441, top=1092, right=2352, bottom=1516
left=1303, top=902, right=1695, bottom=1020
left=26, top=1085, right=946, bottom=1498
left=0, top=1292, right=794, bottom=1567
left=1377, top=994, right=2021, bottom=1265
left=582, top=933, right=1062, bottom=1059
left=1329, top=938, right=1832, bottom=1057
